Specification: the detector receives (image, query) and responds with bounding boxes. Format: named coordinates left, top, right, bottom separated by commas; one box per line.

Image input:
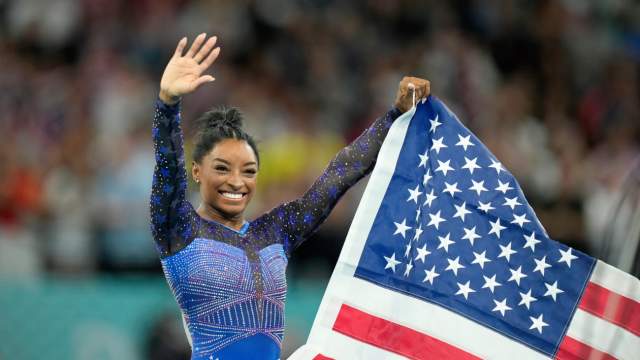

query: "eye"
left=244, top=168, right=257, bottom=176
left=214, top=165, right=229, bottom=172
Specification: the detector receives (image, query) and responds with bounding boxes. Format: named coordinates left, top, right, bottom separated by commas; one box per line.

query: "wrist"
left=159, top=89, right=181, bottom=105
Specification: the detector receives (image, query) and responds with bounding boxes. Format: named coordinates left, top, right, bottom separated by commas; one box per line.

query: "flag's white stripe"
left=589, top=260, right=640, bottom=302
left=566, top=309, right=639, bottom=360
left=297, top=326, right=410, bottom=360
left=288, top=344, right=325, bottom=360
left=312, top=272, right=547, bottom=360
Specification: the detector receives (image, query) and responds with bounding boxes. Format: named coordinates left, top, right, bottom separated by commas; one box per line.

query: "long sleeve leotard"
left=150, top=99, right=401, bottom=360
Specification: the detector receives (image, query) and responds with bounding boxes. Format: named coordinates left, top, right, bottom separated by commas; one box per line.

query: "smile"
left=220, top=191, right=245, bottom=200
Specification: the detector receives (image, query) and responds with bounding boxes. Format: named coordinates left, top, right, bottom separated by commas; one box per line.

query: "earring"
left=195, top=179, right=200, bottom=183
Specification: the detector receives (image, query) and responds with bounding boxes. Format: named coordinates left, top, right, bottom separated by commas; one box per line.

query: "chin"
left=215, top=202, right=248, bottom=219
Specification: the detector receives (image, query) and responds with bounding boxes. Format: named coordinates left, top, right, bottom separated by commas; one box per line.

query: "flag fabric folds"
left=289, top=97, right=640, bottom=360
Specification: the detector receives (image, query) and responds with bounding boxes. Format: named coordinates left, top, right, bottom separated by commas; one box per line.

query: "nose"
left=226, top=171, right=244, bottom=190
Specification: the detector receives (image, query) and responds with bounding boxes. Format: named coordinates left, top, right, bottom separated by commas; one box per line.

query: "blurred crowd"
left=0, top=0, right=638, bottom=276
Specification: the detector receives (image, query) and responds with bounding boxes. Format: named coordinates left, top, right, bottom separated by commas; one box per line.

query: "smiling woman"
left=149, top=33, right=429, bottom=360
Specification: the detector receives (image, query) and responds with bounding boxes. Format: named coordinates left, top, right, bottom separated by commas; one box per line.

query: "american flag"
left=289, top=97, right=639, bottom=359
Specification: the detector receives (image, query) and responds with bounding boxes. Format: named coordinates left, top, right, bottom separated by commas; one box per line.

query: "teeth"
left=222, top=192, right=243, bottom=199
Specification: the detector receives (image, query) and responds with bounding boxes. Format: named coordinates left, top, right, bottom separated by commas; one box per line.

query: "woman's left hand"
left=394, top=76, right=430, bottom=113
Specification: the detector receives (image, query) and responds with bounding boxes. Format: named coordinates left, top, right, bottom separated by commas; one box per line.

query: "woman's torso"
left=161, top=219, right=288, bottom=360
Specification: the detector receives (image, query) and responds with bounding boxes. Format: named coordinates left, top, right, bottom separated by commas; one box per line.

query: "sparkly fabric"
left=150, top=99, right=400, bottom=359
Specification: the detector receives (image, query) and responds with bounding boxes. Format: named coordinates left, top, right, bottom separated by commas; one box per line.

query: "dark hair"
left=192, top=106, right=259, bottom=165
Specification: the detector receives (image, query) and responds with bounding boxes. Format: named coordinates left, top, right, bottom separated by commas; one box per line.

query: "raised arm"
left=150, top=34, right=221, bottom=256
left=269, top=77, right=430, bottom=255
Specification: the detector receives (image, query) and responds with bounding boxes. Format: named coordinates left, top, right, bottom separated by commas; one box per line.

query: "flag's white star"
left=478, top=201, right=495, bottom=213
left=435, top=159, right=454, bottom=176
left=415, top=208, right=421, bottom=222
left=489, top=159, right=505, bottom=174
left=423, top=265, right=440, bottom=285
left=544, top=281, right=564, bottom=301
left=423, top=188, right=437, bottom=207
left=443, top=182, right=461, bottom=197
left=429, top=114, right=442, bottom=133
left=482, top=274, right=501, bottom=293
left=503, top=197, right=522, bottom=210
left=422, top=169, right=433, bottom=186
left=453, top=202, right=471, bottom=222
left=529, top=314, right=549, bottom=334
left=437, top=233, right=455, bottom=252
left=495, top=180, right=514, bottom=194
left=415, top=244, right=430, bottom=263
left=431, top=137, right=447, bottom=154
left=384, top=253, right=401, bottom=273
left=418, top=150, right=429, bottom=168
left=462, top=226, right=481, bottom=246
left=472, top=251, right=491, bottom=269
left=523, top=232, right=541, bottom=252
left=404, top=242, right=412, bottom=258
left=456, top=134, right=474, bottom=151
left=508, top=266, right=527, bottom=286
left=407, top=185, right=422, bottom=204
left=393, top=219, right=411, bottom=238
left=455, top=281, right=476, bottom=300
left=533, top=256, right=552, bottom=276
left=427, top=210, right=446, bottom=230
left=511, top=213, right=530, bottom=228
left=498, top=242, right=517, bottom=263
left=488, top=219, right=506, bottom=238
left=403, top=260, right=414, bottom=277
left=518, top=289, right=537, bottom=309
left=445, top=256, right=465, bottom=276
left=492, top=298, right=512, bottom=317
left=558, top=247, right=578, bottom=268
left=469, top=179, right=488, bottom=196
left=413, top=224, right=424, bottom=242
left=462, top=157, right=481, bottom=174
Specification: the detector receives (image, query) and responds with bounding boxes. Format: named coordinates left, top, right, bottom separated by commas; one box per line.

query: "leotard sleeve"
left=266, top=107, right=402, bottom=256
left=150, top=99, right=198, bottom=257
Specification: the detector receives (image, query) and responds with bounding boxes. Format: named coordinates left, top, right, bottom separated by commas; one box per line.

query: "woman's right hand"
left=159, top=33, right=221, bottom=105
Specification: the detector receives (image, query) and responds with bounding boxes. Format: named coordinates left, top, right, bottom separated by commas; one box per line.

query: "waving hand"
left=159, top=33, right=221, bottom=104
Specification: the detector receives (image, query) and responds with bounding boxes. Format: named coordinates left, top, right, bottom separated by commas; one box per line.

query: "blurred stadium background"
left=0, top=0, right=639, bottom=359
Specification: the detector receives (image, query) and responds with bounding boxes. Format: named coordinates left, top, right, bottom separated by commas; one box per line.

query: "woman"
left=150, top=33, right=429, bottom=360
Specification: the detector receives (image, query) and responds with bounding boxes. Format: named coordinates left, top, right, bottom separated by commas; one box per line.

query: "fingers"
left=194, top=36, right=217, bottom=63
left=192, top=75, right=215, bottom=90
left=199, top=46, right=221, bottom=70
left=401, top=76, right=430, bottom=100
left=174, top=37, right=187, bottom=58
left=186, top=33, right=207, bottom=58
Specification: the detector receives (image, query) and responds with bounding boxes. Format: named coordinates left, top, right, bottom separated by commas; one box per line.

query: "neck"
left=197, top=203, right=245, bottom=230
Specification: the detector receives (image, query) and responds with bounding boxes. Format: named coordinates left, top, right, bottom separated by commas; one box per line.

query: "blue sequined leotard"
left=150, top=99, right=400, bottom=360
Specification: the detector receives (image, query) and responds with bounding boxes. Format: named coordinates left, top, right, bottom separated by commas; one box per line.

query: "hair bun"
left=197, top=106, right=243, bottom=131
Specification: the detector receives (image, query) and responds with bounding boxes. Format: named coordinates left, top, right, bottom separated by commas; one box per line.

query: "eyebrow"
left=213, top=158, right=257, bottom=166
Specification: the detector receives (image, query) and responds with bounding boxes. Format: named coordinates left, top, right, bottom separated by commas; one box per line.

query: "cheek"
left=200, top=174, right=223, bottom=194
left=246, top=178, right=257, bottom=194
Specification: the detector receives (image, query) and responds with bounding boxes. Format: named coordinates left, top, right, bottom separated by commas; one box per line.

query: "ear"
left=192, top=161, right=200, bottom=184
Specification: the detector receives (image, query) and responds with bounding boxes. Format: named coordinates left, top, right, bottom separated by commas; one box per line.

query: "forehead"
left=207, top=139, right=257, bottom=164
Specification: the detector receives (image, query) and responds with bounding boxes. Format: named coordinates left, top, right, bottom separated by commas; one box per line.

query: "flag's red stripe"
left=332, top=304, right=480, bottom=360
left=556, top=336, right=616, bottom=360
left=579, top=282, right=640, bottom=336
left=312, top=355, right=334, bottom=360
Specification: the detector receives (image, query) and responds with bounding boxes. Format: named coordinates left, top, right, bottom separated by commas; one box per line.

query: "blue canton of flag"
left=354, top=96, right=595, bottom=357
